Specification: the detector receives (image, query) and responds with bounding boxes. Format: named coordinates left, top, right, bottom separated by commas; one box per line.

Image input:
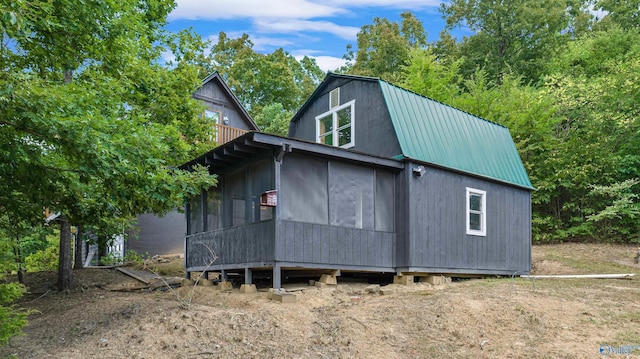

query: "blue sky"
left=165, top=0, right=455, bottom=72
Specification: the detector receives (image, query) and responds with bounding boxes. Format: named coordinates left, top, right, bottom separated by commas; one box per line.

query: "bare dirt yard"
left=3, top=243, right=640, bottom=358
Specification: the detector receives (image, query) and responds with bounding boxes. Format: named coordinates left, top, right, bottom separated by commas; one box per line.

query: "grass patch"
left=535, top=243, right=640, bottom=274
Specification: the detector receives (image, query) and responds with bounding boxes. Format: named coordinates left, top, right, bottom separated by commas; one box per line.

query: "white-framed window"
left=466, top=187, right=486, bottom=236
left=316, top=99, right=355, bottom=148
left=204, top=109, right=221, bottom=142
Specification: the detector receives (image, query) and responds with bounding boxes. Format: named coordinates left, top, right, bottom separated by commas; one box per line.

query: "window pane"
left=469, top=213, right=481, bottom=230
left=337, top=106, right=351, bottom=127
left=224, top=170, right=245, bottom=227
left=338, top=127, right=351, bottom=146
left=233, top=198, right=245, bottom=226
left=375, top=170, right=395, bottom=232
left=469, top=194, right=482, bottom=211
left=206, top=187, right=221, bottom=231
left=248, top=160, right=274, bottom=223
left=189, top=193, right=203, bottom=234
left=320, top=133, right=333, bottom=145
left=319, top=115, right=333, bottom=134
left=204, top=110, right=219, bottom=123
left=281, top=155, right=329, bottom=224
left=329, top=162, right=374, bottom=230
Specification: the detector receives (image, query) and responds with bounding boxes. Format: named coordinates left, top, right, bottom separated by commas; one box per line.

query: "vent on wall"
left=329, top=88, right=340, bottom=109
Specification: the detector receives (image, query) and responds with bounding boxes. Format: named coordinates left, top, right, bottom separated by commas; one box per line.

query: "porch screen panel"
left=206, top=185, right=222, bottom=231
left=375, top=170, right=395, bottom=231
left=249, top=160, right=274, bottom=222
left=224, top=170, right=245, bottom=227
left=281, top=155, right=328, bottom=224
left=329, top=162, right=374, bottom=230
left=188, top=191, right=204, bottom=234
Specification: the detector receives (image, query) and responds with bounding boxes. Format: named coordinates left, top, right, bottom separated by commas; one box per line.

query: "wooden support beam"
left=521, top=274, right=635, bottom=279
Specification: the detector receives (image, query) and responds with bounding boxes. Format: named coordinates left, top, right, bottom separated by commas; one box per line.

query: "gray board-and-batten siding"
left=398, top=164, right=532, bottom=275
left=184, top=133, right=531, bottom=282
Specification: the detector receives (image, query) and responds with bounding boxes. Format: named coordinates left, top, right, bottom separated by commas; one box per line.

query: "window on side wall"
left=316, top=98, right=355, bottom=148
left=466, top=187, right=486, bottom=236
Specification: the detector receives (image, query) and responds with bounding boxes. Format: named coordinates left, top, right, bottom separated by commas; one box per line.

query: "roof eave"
left=398, top=155, right=536, bottom=191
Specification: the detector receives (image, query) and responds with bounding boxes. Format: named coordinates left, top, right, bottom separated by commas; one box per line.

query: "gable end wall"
left=288, top=78, right=402, bottom=158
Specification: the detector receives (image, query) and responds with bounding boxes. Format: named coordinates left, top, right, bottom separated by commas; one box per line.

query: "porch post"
left=273, top=263, right=281, bottom=289
left=245, top=267, right=253, bottom=285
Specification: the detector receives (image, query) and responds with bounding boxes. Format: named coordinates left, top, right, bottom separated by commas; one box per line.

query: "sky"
left=164, top=0, right=455, bottom=72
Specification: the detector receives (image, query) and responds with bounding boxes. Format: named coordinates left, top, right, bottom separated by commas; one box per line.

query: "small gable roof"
left=199, top=71, right=259, bottom=130
left=292, top=73, right=533, bottom=190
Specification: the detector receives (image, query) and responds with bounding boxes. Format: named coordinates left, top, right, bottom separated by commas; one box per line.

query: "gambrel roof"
left=291, top=73, right=533, bottom=190
left=379, top=80, right=533, bottom=190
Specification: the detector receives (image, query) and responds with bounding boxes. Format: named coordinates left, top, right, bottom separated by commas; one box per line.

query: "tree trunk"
left=12, top=237, right=24, bottom=285
left=57, top=217, right=74, bottom=291
left=74, top=224, right=84, bottom=269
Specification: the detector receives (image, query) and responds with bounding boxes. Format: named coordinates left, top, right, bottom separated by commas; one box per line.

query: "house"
left=126, top=72, right=259, bottom=257
left=181, top=73, right=534, bottom=288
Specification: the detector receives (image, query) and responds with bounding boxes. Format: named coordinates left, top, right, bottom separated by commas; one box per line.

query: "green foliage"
left=401, top=47, right=461, bottom=103
left=1, top=0, right=218, bottom=290
left=594, top=0, right=640, bottom=30
left=253, top=103, right=294, bottom=136
left=587, top=179, right=640, bottom=242
left=203, top=32, right=324, bottom=120
left=25, top=243, right=59, bottom=272
left=0, top=282, right=29, bottom=345
left=439, top=0, right=591, bottom=84
left=123, top=250, right=149, bottom=266
left=99, top=252, right=122, bottom=266
left=345, top=11, right=427, bottom=82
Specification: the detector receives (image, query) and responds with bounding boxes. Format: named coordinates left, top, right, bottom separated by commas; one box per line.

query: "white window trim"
left=204, top=109, right=221, bottom=142
left=315, top=99, right=355, bottom=149
left=466, top=187, right=486, bottom=236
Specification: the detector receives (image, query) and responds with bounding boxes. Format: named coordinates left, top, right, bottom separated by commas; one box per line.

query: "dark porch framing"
left=181, top=132, right=404, bottom=288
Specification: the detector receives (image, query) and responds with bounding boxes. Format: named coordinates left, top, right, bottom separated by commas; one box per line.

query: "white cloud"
left=250, top=36, right=295, bottom=51
left=294, top=54, right=347, bottom=72
left=206, top=31, right=294, bottom=52
left=325, top=0, right=441, bottom=9
left=254, top=19, right=359, bottom=40
left=170, top=0, right=444, bottom=67
left=170, top=0, right=344, bottom=21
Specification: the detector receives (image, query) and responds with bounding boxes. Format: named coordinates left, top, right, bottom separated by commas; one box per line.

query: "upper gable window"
left=316, top=92, right=355, bottom=148
left=466, top=187, right=486, bottom=236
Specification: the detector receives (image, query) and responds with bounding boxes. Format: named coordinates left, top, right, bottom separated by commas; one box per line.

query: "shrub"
left=25, top=245, right=58, bottom=272
left=0, top=282, right=29, bottom=345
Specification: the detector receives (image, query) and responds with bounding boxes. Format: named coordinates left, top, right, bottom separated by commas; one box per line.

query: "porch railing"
left=215, top=124, right=249, bottom=145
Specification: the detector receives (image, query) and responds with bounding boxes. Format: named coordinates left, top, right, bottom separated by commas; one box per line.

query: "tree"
left=594, top=0, right=640, bottom=30
left=1, top=0, right=217, bottom=293
left=345, top=12, right=427, bottom=82
left=203, top=31, right=324, bottom=124
left=535, top=28, right=640, bottom=241
left=401, top=47, right=462, bottom=103
left=439, top=0, right=591, bottom=84
left=253, top=103, right=294, bottom=136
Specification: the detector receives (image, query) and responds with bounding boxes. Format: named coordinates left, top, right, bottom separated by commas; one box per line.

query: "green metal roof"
left=379, top=80, right=534, bottom=190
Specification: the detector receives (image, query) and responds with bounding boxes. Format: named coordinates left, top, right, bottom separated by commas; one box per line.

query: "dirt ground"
left=3, top=243, right=640, bottom=358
